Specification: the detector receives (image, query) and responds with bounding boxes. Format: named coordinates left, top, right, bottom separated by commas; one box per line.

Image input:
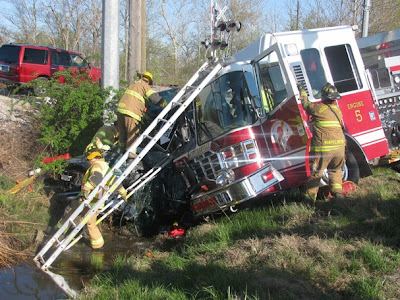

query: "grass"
left=0, top=174, right=51, bottom=267
left=0, top=166, right=399, bottom=298
left=75, top=167, right=400, bottom=300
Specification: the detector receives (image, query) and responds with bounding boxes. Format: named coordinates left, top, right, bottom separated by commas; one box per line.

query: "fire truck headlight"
left=216, top=170, right=235, bottom=186
left=394, top=75, right=400, bottom=84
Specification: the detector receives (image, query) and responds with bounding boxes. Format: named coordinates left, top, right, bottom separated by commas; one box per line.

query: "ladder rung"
left=68, top=219, right=77, bottom=227
left=158, top=117, right=168, bottom=123
left=142, top=134, right=153, bottom=140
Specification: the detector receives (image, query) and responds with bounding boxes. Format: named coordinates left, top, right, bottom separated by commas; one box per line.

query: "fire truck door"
left=252, top=44, right=310, bottom=187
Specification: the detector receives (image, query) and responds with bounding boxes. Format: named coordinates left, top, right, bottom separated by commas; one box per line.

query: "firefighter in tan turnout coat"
left=57, top=147, right=127, bottom=249
left=116, top=72, right=167, bottom=157
left=300, top=82, right=346, bottom=203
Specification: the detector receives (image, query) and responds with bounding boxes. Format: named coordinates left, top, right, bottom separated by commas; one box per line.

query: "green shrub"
left=26, top=71, right=121, bottom=157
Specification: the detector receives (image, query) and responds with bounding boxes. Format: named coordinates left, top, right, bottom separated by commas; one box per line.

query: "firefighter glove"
left=299, top=89, right=308, bottom=103
left=82, top=190, right=90, bottom=200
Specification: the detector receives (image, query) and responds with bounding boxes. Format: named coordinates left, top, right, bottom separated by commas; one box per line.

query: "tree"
left=368, top=0, right=400, bottom=34
left=4, top=0, right=41, bottom=44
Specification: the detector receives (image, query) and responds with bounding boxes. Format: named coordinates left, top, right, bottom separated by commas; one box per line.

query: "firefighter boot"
left=332, top=192, right=344, bottom=200
left=86, top=211, right=104, bottom=249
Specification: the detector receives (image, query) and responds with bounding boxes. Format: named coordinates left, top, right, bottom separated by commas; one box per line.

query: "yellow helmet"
left=84, top=144, right=103, bottom=160
left=142, top=71, right=153, bottom=83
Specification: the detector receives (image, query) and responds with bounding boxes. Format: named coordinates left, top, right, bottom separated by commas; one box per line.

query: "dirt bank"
left=0, top=90, right=45, bottom=178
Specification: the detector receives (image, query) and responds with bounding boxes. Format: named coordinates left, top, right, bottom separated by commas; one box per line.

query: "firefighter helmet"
left=142, top=71, right=153, bottom=83
left=321, top=83, right=342, bottom=101
left=84, top=144, right=103, bottom=160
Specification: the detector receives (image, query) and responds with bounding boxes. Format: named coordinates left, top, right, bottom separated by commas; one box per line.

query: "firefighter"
left=85, top=123, right=119, bottom=154
left=57, top=146, right=127, bottom=249
left=300, top=82, right=346, bottom=203
left=116, top=71, right=168, bottom=158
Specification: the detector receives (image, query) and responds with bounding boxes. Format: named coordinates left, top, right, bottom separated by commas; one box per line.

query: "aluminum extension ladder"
left=33, top=60, right=223, bottom=275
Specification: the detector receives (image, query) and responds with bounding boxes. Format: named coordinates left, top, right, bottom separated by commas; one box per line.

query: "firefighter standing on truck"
left=300, top=82, right=346, bottom=204
left=116, top=72, right=167, bottom=158
left=56, top=146, right=127, bottom=249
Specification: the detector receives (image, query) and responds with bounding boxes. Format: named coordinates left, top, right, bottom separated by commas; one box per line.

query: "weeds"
left=0, top=175, right=49, bottom=268
left=76, top=167, right=400, bottom=299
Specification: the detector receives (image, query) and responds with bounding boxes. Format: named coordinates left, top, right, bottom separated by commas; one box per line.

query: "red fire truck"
left=170, top=25, right=390, bottom=216
left=357, top=28, right=400, bottom=164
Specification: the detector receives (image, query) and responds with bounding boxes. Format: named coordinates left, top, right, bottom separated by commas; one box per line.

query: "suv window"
left=51, top=51, right=71, bottom=66
left=0, top=45, right=20, bottom=63
left=70, top=53, right=88, bottom=68
left=23, top=48, right=47, bottom=64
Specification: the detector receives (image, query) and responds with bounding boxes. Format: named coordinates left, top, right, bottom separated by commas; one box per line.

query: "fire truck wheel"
left=320, top=150, right=359, bottom=186
left=229, top=205, right=238, bottom=213
left=344, top=151, right=360, bottom=184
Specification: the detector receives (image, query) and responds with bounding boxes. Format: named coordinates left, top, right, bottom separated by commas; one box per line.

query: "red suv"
left=0, top=43, right=101, bottom=87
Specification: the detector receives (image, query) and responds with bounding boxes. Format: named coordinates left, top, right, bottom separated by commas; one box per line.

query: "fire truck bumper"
left=190, top=164, right=284, bottom=216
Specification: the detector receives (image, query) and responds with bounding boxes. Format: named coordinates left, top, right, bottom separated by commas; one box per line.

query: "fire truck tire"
left=344, top=151, right=360, bottom=184
left=229, top=205, right=238, bottom=213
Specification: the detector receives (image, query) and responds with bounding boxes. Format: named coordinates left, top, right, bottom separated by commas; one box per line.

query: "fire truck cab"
left=173, top=26, right=390, bottom=217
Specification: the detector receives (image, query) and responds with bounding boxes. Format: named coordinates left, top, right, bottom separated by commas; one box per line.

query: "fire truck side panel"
left=337, top=90, right=389, bottom=160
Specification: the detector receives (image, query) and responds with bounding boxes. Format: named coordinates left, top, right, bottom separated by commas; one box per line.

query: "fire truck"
left=59, top=26, right=394, bottom=221
left=168, top=25, right=390, bottom=216
left=37, top=26, right=395, bottom=288
left=356, top=28, right=400, bottom=164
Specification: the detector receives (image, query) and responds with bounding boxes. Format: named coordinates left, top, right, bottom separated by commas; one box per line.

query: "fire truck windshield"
left=195, top=71, right=257, bottom=145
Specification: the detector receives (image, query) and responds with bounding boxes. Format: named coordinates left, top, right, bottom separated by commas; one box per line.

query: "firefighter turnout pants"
left=117, top=112, right=141, bottom=155
left=304, top=147, right=345, bottom=202
left=56, top=201, right=104, bottom=249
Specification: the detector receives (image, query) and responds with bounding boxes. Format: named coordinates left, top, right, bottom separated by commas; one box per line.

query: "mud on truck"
left=61, top=25, right=396, bottom=235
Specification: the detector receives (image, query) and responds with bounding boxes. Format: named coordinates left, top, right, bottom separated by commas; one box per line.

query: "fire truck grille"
left=189, top=151, right=222, bottom=180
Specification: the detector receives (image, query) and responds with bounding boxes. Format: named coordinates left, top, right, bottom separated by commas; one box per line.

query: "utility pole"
left=128, top=0, right=138, bottom=84
left=101, top=0, right=119, bottom=90
left=141, top=0, right=146, bottom=71
left=101, top=0, right=120, bottom=123
left=361, top=0, right=371, bottom=37
left=353, top=0, right=358, bottom=26
left=340, top=0, right=343, bottom=25
left=296, top=0, right=300, bottom=30
left=128, top=0, right=145, bottom=84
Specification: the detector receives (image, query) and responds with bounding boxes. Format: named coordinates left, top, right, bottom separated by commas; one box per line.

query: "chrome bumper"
left=191, top=164, right=283, bottom=216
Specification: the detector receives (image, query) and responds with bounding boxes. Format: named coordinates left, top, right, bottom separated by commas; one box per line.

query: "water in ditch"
left=0, top=232, right=159, bottom=299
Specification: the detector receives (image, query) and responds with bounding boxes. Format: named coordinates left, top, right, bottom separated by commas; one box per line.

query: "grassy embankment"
left=78, top=167, right=400, bottom=300
left=1, top=167, right=400, bottom=299
left=0, top=175, right=50, bottom=267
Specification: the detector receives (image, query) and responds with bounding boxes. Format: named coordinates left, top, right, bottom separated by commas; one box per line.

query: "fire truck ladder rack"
left=33, top=60, right=223, bottom=276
